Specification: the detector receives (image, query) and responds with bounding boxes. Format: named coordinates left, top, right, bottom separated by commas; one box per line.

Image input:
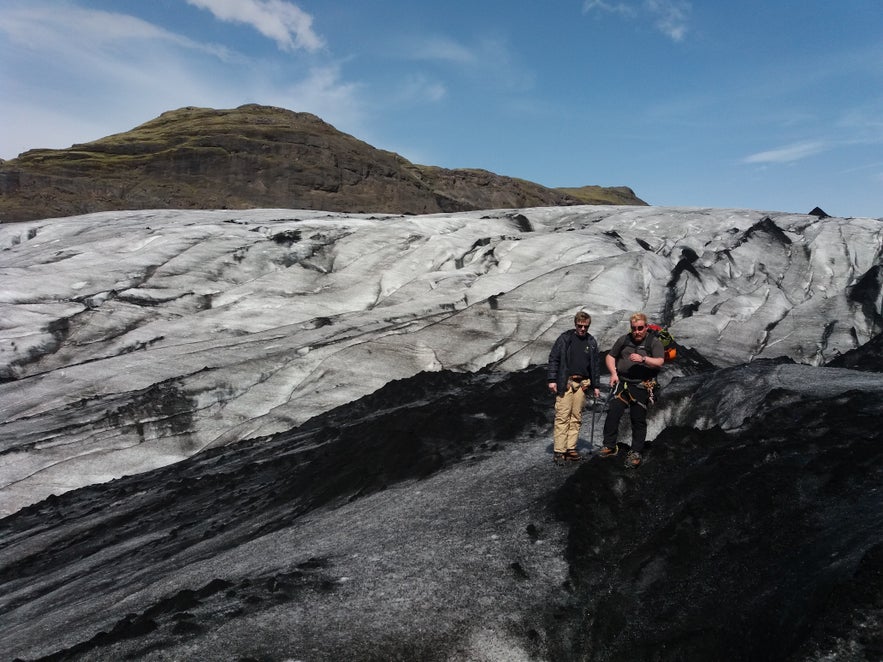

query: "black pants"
left=602, top=383, right=650, bottom=452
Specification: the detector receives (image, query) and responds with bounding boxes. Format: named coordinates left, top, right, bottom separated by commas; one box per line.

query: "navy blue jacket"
left=547, top=329, right=601, bottom=394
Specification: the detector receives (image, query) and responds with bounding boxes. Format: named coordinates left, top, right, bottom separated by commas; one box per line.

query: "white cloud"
left=262, top=65, right=366, bottom=131
left=186, top=0, right=324, bottom=52
left=396, top=74, right=448, bottom=104
left=645, top=0, right=690, bottom=42
left=0, top=3, right=360, bottom=158
left=397, top=33, right=532, bottom=94
left=583, top=0, right=691, bottom=42
left=0, top=5, right=236, bottom=64
left=409, top=36, right=477, bottom=64
left=3, top=6, right=182, bottom=52
left=742, top=141, right=829, bottom=165
left=837, top=160, right=883, bottom=176
left=837, top=105, right=883, bottom=140
left=0, top=4, right=239, bottom=157
left=582, top=0, right=636, bottom=18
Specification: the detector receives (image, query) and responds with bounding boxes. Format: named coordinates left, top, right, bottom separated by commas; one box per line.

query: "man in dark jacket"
left=547, top=311, right=601, bottom=462
left=598, top=312, right=664, bottom=467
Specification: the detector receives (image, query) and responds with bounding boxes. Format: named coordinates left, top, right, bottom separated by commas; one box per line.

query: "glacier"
left=1, top=205, right=880, bottom=514
left=0, top=204, right=882, bottom=660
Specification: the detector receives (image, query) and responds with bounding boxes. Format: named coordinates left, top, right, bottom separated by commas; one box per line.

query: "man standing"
left=598, top=312, right=664, bottom=468
left=547, top=311, right=601, bottom=462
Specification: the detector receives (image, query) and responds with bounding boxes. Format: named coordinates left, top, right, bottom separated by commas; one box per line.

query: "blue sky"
left=1, top=1, right=881, bottom=218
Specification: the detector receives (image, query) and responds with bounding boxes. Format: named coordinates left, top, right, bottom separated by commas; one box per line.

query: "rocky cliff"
left=0, top=104, right=645, bottom=221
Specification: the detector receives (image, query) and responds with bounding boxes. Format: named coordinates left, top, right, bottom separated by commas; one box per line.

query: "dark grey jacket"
left=547, top=329, right=601, bottom=394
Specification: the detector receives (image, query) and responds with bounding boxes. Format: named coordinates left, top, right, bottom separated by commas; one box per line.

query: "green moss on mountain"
left=555, top=185, right=647, bottom=206
left=0, top=104, right=646, bottom=222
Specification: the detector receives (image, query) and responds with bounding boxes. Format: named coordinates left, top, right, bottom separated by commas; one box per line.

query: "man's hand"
left=593, top=388, right=601, bottom=398
left=609, top=372, right=619, bottom=388
left=548, top=381, right=557, bottom=394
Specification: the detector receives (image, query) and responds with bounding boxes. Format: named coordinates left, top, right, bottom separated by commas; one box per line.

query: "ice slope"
left=1, top=205, right=881, bottom=514
left=2, top=359, right=881, bottom=660
left=1, top=203, right=882, bottom=660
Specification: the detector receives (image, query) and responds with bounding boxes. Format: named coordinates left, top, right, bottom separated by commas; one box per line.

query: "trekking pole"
left=595, top=385, right=616, bottom=450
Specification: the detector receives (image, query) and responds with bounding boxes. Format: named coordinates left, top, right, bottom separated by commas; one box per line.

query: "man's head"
left=629, top=312, right=649, bottom=341
left=574, top=311, right=591, bottom=337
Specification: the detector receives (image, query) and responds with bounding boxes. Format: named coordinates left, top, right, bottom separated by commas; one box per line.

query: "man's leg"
left=564, top=381, right=587, bottom=451
left=628, top=388, right=651, bottom=452
left=553, top=389, right=575, bottom=454
left=601, top=396, right=627, bottom=452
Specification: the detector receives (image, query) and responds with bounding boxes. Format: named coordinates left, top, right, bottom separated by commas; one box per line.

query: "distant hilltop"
left=0, top=104, right=646, bottom=222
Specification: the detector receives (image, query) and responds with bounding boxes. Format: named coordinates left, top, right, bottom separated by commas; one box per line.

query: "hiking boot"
left=564, top=449, right=581, bottom=462
left=598, top=445, right=618, bottom=458
left=625, top=450, right=642, bottom=468
left=553, top=451, right=565, bottom=463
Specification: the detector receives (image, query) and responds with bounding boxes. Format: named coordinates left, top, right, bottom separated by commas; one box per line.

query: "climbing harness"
left=614, top=378, right=658, bottom=407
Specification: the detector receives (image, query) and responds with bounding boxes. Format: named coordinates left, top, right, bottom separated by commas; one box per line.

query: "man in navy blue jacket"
left=547, top=311, right=601, bottom=461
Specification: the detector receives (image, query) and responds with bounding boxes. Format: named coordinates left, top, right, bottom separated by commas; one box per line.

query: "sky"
left=1, top=1, right=881, bottom=218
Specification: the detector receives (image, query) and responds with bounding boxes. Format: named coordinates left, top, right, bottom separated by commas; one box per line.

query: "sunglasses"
left=575, top=323, right=590, bottom=329
left=631, top=325, right=646, bottom=331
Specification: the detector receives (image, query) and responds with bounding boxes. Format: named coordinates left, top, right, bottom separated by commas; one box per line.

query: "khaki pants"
left=553, top=378, right=590, bottom=453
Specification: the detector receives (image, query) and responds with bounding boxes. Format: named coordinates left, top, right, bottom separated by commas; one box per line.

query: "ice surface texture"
left=1, top=205, right=880, bottom=513
left=0, top=205, right=882, bottom=660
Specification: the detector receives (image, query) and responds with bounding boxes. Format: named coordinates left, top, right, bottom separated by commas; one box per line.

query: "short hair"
left=630, top=312, right=648, bottom=325
left=574, top=311, right=591, bottom=325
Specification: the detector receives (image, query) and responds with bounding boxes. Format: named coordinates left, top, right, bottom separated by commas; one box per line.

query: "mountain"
left=0, top=104, right=645, bottom=222
left=1, top=204, right=881, bottom=660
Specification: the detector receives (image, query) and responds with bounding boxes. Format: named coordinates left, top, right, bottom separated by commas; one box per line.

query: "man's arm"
left=547, top=334, right=564, bottom=393
left=606, top=352, right=619, bottom=386
left=590, top=339, right=602, bottom=396
left=644, top=335, right=665, bottom=369
left=638, top=354, right=664, bottom=369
